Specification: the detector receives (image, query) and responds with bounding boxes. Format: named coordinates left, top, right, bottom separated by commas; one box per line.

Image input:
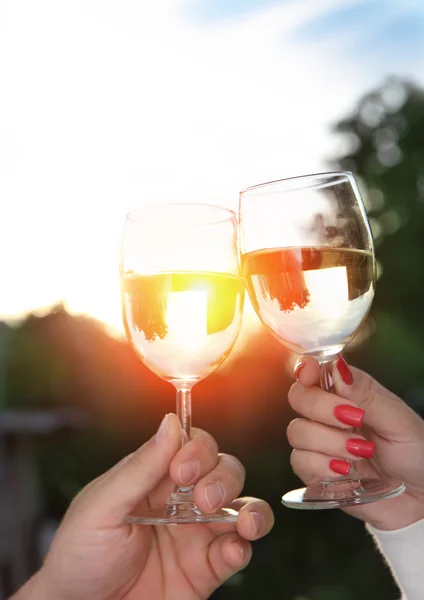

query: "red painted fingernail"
left=346, top=439, right=375, bottom=459
left=336, top=356, right=353, bottom=385
left=334, top=404, right=365, bottom=427
left=294, top=362, right=305, bottom=380
left=330, top=460, right=351, bottom=475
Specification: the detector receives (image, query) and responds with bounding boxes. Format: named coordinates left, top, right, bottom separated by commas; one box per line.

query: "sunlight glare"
left=166, top=290, right=207, bottom=351
left=304, top=266, right=349, bottom=318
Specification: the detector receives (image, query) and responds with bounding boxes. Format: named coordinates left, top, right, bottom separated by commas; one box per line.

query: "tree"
left=331, top=77, right=424, bottom=400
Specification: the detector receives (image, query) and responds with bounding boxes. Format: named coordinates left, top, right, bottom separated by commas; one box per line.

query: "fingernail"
left=336, top=356, right=353, bottom=385
left=205, top=482, right=225, bottom=509
left=330, top=459, right=351, bottom=475
left=178, top=460, right=199, bottom=484
left=334, top=404, right=365, bottom=427
left=249, top=511, right=264, bottom=536
left=233, top=540, right=245, bottom=559
left=294, top=362, right=305, bottom=381
left=346, top=438, right=375, bottom=459
left=155, top=414, right=169, bottom=446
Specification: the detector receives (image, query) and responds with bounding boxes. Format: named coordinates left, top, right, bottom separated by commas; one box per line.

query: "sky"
left=0, top=0, right=423, bottom=334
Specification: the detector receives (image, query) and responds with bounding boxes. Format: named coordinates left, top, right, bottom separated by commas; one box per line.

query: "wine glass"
left=239, top=171, right=406, bottom=509
left=120, top=203, right=244, bottom=524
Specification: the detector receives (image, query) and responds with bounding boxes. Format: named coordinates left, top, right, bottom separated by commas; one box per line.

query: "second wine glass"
left=239, top=171, right=405, bottom=509
left=121, top=203, right=244, bottom=523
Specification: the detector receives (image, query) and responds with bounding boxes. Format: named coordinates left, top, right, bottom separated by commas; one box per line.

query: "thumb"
left=332, top=358, right=420, bottom=440
left=78, top=413, right=181, bottom=524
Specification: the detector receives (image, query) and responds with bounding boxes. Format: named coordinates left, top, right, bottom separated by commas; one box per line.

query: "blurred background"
left=1, top=0, right=424, bottom=598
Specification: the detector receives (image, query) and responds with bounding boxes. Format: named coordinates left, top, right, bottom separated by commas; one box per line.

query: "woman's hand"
left=287, top=356, right=424, bottom=531
left=15, top=414, right=274, bottom=600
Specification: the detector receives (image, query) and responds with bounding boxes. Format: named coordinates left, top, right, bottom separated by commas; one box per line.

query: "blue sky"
left=189, top=0, right=424, bottom=78
left=294, top=1, right=424, bottom=72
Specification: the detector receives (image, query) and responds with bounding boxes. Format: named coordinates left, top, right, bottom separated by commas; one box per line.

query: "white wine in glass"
left=123, top=271, right=243, bottom=383
left=120, top=204, right=244, bottom=524
left=240, top=172, right=406, bottom=509
left=242, top=247, right=375, bottom=357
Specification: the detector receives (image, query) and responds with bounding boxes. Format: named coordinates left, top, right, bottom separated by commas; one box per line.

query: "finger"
left=290, top=449, right=347, bottom=484
left=287, top=418, right=375, bottom=461
left=288, top=383, right=362, bottom=430
left=74, top=413, right=181, bottom=524
left=193, top=454, right=245, bottom=514
left=169, top=428, right=219, bottom=487
left=294, top=356, right=320, bottom=387
left=234, top=497, right=275, bottom=541
left=332, top=357, right=424, bottom=439
left=207, top=533, right=252, bottom=588
left=204, top=495, right=275, bottom=540
left=145, top=428, right=220, bottom=510
left=202, top=498, right=274, bottom=594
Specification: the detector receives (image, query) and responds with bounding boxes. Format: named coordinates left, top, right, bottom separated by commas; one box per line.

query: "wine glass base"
left=125, top=489, right=238, bottom=524
left=282, top=477, right=406, bottom=510
left=125, top=507, right=238, bottom=525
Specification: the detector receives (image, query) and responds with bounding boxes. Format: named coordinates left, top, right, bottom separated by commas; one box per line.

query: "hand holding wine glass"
left=13, top=416, right=274, bottom=600
left=287, top=356, right=424, bottom=531
left=239, top=172, right=405, bottom=508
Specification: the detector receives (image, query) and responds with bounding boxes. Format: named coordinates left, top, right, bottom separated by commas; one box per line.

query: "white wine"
left=122, top=271, right=244, bottom=383
left=242, top=247, right=375, bottom=357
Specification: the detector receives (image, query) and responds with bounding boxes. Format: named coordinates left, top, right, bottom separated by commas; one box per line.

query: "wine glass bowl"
left=240, top=172, right=375, bottom=360
left=239, top=172, right=406, bottom=509
left=121, top=203, right=244, bottom=523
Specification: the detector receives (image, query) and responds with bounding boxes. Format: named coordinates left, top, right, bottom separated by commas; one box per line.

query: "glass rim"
left=240, top=171, right=354, bottom=196
left=126, top=203, right=236, bottom=225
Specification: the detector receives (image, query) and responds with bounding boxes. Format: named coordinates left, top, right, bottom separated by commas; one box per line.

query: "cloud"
left=293, top=0, right=424, bottom=79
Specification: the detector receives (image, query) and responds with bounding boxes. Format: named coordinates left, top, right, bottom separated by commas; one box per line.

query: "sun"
left=165, top=290, right=208, bottom=351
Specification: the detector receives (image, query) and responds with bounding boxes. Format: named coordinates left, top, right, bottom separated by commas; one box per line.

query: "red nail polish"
left=336, top=356, right=353, bottom=385
left=346, top=439, right=375, bottom=459
left=334, top=404, right=365, bottom=427
left=330, top=460, right=351, bottom=476
left=294, top=362, right=304, bottom=380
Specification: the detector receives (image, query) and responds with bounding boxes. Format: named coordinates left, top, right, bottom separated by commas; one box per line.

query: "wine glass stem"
left=175, top=385, right=194, bottom=495
left=164, top=385, right=201, bottom=517
left=319, top=357, right=360, bottom=482
left=177, top=386, right=192, bottom=449
left=319, top=360, right=334, bottom=393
